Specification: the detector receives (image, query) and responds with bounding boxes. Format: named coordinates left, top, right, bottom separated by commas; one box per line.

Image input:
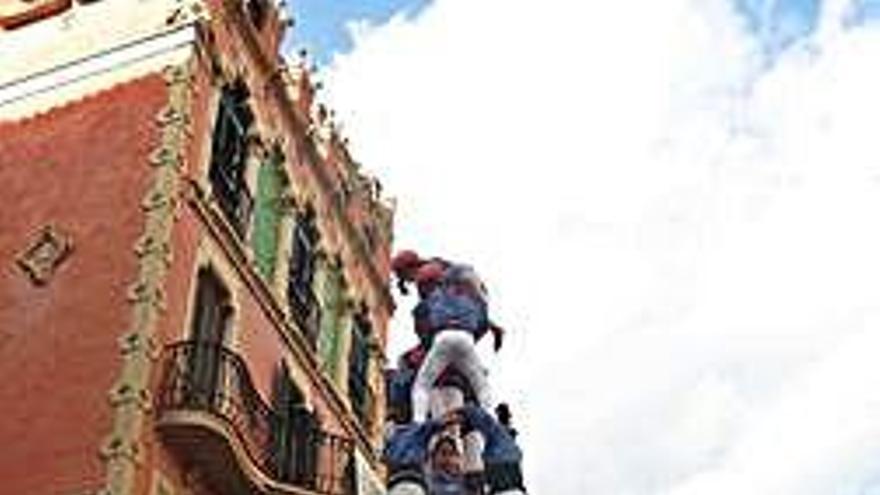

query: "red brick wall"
left=0, top=75, right=167, bottom=494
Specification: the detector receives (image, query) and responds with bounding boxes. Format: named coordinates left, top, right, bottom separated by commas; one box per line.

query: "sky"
left=284, top=0, right=432, bottom=64
left=287, top=0, right=880, bottom=493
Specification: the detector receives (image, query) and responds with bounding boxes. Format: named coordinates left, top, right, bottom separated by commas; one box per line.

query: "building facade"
left=0, top=1, right=395, bottom=494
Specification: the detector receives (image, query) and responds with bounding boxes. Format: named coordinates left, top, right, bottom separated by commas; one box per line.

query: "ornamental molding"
left=98, top=435, right=142, bottom=466
left=277, top=188, right=297, bottom=212
left=164, top=0, right=209, bottom=28
left=97, top=60, right=194, bottom=495
left=16, top=224, right=74, bottom=286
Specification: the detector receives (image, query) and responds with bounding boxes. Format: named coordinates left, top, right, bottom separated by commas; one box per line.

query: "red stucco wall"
left=0, top=75, right=166, bottom=494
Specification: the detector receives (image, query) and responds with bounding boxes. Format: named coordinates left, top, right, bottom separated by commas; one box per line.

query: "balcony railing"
left=156, top=341, right=354, bottom=495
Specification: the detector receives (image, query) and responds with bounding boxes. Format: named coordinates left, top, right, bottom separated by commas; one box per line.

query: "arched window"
left=269, top=362, right=318, bottom=487
left=348, top=306, right=373, bottom=430
left=209, top=80, right=254, bottom=237
left=185, top=268, right=232, bottom=407
left=287, top=207, right=320, bottom=344
left=246, top=0, right=268, bottom=29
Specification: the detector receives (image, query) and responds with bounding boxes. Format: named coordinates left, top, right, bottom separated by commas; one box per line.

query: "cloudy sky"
left=288, top=0, right=880, bottom=493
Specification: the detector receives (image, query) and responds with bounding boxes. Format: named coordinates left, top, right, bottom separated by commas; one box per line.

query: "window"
left=186, top=268, right=232, bottom=407
left=246, top=0, right=268, bottom=30
left=287, top=208, right=320, bottom=345
left=209, top=81, right=254, bottom=237
left=269, top=362, right=318, bottom=487
left=348, top=310, right=373, bottom=429
left=362, top=223, right=378, bottom=253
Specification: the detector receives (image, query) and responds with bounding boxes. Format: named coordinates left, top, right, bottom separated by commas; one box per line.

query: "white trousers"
left=411, top=330, right=492, bottom=423
left=429, top=386, right=465, bottom=419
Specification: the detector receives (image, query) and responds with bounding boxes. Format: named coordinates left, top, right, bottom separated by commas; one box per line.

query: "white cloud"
left=323, top=0, right=880, bottom=492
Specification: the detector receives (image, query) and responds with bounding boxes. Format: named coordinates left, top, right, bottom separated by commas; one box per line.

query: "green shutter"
left=252, top=155, right=283, bottom=280
left=317, top=266, right=344, bottom=383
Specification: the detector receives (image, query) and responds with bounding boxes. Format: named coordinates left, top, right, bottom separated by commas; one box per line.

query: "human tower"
left=383, top=251, right=528, bottom=495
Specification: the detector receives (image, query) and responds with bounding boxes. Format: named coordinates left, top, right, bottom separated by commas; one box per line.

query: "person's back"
left=410, top=260, right=498, bottom=423
left=421, top=263, right=488, bottom=335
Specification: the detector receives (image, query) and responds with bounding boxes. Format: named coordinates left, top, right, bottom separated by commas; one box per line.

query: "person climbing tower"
left=391, top=250, right=505, bottom=424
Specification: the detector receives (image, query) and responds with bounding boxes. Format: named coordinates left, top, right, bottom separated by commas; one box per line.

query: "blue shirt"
left=383, top=419, right=444, bottom=469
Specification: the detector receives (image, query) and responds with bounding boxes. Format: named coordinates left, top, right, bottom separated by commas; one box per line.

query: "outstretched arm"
left=489, top=321, right=504, bottom=352
left=460, top=405, right=522, bottom=465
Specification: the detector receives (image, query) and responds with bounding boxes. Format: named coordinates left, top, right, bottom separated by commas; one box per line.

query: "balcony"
left=155, top=341, right=354, bottom=495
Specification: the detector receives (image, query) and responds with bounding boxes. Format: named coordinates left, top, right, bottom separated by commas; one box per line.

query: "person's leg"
left=411, top=332, right=456, bottom=422
left=449, top=332, right=492, bottom=411
left=430, top=386, right=465, bottom=419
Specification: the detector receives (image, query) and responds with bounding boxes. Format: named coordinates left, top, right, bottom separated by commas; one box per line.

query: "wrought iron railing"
left=157, top=341, right=354, bottom=495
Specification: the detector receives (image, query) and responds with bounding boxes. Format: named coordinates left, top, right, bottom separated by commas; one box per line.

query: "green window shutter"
left=317, top=267, right=344, bottom=383
left=252, top=156, right=283, bottom=280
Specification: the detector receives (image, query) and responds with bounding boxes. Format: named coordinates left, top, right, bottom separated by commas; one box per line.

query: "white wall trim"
left=0, top=22, right=197, bottom=110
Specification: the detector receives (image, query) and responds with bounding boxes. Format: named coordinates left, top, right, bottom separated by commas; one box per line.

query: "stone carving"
left=16, top=224, right=73, bottom=286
